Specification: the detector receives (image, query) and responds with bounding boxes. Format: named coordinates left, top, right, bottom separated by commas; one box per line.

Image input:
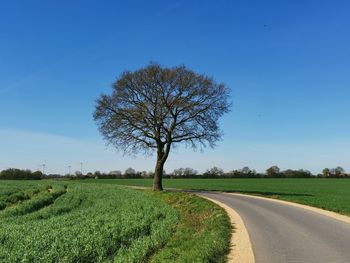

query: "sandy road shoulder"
left=200, top=195, right=255, bottom=263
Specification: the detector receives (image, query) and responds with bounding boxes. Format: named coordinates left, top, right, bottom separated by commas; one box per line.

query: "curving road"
left=198, top=192, right=350, bottom=263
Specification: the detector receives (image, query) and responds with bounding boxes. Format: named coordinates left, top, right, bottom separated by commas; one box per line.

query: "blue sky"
left=0, top=0, right=349, bottom=174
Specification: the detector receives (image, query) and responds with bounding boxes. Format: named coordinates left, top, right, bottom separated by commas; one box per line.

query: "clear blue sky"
left=1, top=0, right=349, bottom=174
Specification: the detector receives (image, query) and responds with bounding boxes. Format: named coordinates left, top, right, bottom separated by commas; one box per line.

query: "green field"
left=0, top=180, right=230, bottom=262
left=3, top=178, right=348, bottom=262
left=86, top=178, right=350, bottom=216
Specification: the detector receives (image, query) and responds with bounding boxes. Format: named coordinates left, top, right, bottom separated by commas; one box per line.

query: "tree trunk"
left=153, top=141, right=171, bottom=191
left=153, top=158, right=164, bottom=191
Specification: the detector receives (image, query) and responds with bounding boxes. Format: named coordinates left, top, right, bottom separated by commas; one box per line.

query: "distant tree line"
left=54, top=168, right=155, bottom=180
left=86, top=165, right=349, bottom=179
left=0, top=169, right=43, bottom=180
left=167, top=166, right=315, bottom=178
left=1, top=166, right=349, bottom=180
left=168, top=166, right=349, bottom=179
left=321, top=167, right=347, bottom=178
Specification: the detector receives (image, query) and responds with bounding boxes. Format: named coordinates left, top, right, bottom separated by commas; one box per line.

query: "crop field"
left=0, top=180, right=230, bottom=262
left=89, top=178, right=350, bottom=216
left=0, top=181, right=178, bottom=262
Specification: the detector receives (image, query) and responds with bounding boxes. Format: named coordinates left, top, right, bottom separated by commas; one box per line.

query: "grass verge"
left=146, top=190, right=232, bottom=263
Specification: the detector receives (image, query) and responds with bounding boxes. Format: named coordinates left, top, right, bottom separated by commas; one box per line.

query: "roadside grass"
left=86, top=178, right=350, bottom=216
left=146, top=190, right=231, bottom=263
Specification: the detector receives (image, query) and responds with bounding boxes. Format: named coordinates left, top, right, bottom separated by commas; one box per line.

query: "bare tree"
left=94, top=63, right=230, bottom=190
left=124, top=167, right=136, bottom=177
left=172, top=167, right=197, bottom=178
left=322, top=168, right=330, bottom=177
left=109, top=170, right=122, bottom=178
left=241, top=166, right=252, bottom=174
left=266, top=165, right=281, bottom=177
left=203, top=166, right=225, bottom=177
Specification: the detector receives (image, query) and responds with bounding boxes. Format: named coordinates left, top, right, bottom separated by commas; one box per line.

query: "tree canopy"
left=94, top=63, right=230, bottom=190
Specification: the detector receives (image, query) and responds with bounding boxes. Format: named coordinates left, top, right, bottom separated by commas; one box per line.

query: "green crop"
left=0, top=181, right=177, bottom=262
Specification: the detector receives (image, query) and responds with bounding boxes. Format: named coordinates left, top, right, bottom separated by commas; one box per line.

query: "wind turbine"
left=40, top=164, right=46, bottom=175
left=80, top=162, right=83, bottom=175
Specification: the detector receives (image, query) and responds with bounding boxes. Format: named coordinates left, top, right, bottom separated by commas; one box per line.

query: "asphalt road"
left=198, top=192, right=350, bottom=263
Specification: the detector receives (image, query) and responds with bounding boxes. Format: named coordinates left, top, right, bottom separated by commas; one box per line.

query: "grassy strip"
left=146, top=190, right=232, bottom=263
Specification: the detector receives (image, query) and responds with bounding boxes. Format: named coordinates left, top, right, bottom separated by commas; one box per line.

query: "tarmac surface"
left=198, top=192, right=350, bottom=263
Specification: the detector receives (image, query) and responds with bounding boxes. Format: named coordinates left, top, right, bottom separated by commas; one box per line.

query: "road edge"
left=200, top=195, right=255, bottom=263
left=228, top=193, right=350, bottom=225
